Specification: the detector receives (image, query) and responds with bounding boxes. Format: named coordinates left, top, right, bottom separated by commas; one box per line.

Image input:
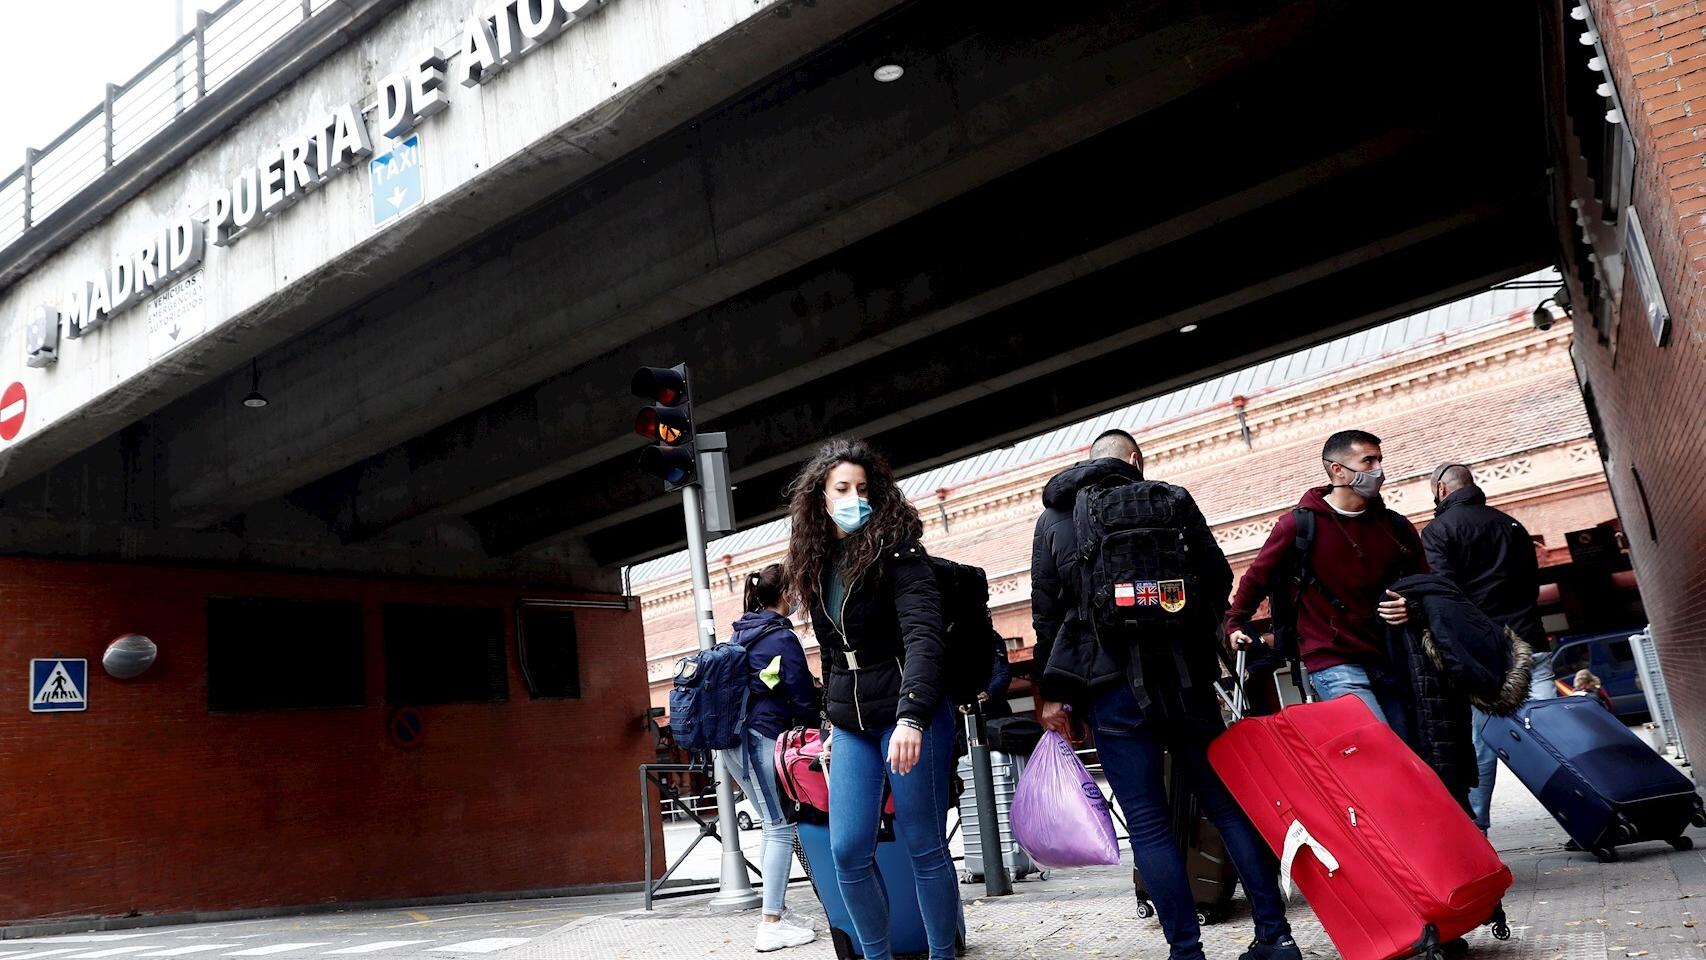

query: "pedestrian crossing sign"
left=30, top=658, right=87, bottom=712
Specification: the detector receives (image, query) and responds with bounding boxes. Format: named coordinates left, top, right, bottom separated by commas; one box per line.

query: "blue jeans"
left=1467, top=651, right=1558, bottom=831
left=828, top=701, right=962, bottom=960
left=728, top=729, right=795, bottom=916
left=1310, top=662, right=1412, bottom=746
left=1092, top=682, right=1290, bottom=960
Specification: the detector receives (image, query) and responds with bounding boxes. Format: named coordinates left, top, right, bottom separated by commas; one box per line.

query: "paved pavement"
left=2, top=758, right=1700, bottom=959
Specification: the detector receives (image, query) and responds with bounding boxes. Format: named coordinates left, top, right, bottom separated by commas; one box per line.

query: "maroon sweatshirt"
left=1225, top=486, right=1427, bottom=671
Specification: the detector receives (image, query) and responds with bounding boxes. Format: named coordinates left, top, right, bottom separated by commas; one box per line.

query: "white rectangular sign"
left=146, top=270, right=208, bottom=361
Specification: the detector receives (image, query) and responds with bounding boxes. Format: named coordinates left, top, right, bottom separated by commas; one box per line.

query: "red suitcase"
left=1207, top=694, right=1512, bottom=960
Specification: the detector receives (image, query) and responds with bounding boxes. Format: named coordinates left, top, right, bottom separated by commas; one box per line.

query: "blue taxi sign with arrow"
left=369, top=133, right=424, bottom=228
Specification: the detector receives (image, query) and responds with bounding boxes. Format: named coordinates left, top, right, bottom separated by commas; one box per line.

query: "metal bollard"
left=964, top=707, right=1013, bottom=897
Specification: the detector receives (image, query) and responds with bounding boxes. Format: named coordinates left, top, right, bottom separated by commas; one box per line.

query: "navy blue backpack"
left=669, top=641, right=750, bottom=751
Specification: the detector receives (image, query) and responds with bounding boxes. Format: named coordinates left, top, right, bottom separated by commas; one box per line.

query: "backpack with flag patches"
left=1072, top=476, right=1202, bottom=632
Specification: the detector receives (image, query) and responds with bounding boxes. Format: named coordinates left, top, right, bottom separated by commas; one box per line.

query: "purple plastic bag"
left=1011, top=730, right=1122, bottom=868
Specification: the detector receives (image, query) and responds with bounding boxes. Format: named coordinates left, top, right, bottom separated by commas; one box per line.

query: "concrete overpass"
left=0, top=0, right=1553, bottom=590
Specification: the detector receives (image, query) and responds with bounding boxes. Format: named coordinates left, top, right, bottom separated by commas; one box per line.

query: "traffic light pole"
left=683, top=481, right=762, bottom=911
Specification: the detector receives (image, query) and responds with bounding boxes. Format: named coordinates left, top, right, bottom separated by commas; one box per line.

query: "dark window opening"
left=208, top=597, right=365, bottom=712
left=517, top=602, right=583, bottom=699
left=384, top=604, right=508, bottom=705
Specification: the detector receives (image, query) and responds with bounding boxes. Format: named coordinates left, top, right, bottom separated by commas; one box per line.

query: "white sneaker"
left=755, top=920, right=816, bottom=952
left=779, top=908, right=820, bottom=932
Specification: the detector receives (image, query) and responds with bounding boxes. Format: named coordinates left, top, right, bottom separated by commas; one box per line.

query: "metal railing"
left=0, top=0, right=340, bottom=249
left=639, top=763, right=760, bottom=910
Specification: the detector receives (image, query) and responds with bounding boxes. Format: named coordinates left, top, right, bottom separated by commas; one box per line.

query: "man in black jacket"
left=1030, top=430, right=1297, bottom=960
left=1422, top=463, right=1555, bottom=833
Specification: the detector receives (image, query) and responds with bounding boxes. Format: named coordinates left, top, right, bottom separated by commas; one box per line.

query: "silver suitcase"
left=956, top=751, right=1035, bottom=882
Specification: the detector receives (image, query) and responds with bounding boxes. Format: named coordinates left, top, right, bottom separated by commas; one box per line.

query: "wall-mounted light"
left=1179, top=323, right=1200, bottom=333
left=935, top=487, right=951, bottom=533
left=873, top=64, right=905, bottom=83
left=103, top=633, right=158, bottom=679
left=242, top=359, right=269, bottom=408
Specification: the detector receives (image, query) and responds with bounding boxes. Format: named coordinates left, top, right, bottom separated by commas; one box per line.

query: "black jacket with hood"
left=1421, top=484, right=1548, bottom=652
left=808, top=540, right=947, bottom=732
left=1030, top=458, right=1230, bottom=709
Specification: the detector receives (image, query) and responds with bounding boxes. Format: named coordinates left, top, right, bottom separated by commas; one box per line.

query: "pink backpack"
left=774, top=726, right=893, bottom=815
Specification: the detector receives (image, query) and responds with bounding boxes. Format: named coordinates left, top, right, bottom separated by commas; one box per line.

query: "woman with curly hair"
left=784, top=438, right=960, bottom=960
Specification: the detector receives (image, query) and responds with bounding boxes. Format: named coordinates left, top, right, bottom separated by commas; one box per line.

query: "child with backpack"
left=727, top=564, right=820, bottom=952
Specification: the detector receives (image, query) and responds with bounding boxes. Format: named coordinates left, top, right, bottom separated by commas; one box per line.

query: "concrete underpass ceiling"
left=0, top=0, right=1555, bottom=584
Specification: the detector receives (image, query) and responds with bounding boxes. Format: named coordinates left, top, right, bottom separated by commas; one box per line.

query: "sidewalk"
left=0, top=769, right=1696, bottom=959
left=518, top=768, right=1704, bottom=960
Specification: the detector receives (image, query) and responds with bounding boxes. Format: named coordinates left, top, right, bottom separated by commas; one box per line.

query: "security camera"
left=1533, top=303, right=1556, bottom=331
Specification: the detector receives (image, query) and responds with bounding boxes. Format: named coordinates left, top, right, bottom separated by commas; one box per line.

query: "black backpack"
left=1072, top=476, right=1201, bottom=631
left=924, top=555, right=999, bottom=708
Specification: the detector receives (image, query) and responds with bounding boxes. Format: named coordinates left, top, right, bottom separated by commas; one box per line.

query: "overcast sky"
left=1, top=2, right=186, bottom=171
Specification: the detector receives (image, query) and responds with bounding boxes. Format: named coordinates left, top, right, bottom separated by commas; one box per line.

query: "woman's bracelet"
left=895, top=717, right=924, bottom=732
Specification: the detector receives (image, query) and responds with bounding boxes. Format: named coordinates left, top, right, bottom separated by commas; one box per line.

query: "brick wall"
left=0, top=557, right=660, bottom=925
left=1577, top=0, right=1706, bottom=761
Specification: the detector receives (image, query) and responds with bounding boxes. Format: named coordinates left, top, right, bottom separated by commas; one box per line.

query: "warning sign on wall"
left=30, top=659, right=88, bottom=713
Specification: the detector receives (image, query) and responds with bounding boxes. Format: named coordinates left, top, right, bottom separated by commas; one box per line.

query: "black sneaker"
left=1240, top=934, right=1302, bottom=960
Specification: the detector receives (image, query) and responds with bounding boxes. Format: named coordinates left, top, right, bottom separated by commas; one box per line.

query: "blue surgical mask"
left=829, top=494, right=872, bottom=534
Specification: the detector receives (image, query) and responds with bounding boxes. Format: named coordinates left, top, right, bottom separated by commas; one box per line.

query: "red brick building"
left=1546, top=0, right=1706, bottom=770
left=637, top=300, right=1623, bottom=711
left=0, top=560, right=658, bottom=924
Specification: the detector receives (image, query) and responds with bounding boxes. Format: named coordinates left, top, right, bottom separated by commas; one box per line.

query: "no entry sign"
left=0, top=382, right=25, bottom=442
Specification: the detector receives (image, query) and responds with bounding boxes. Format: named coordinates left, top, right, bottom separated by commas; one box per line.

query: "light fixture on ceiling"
left=1179, top=323, right=1200, bottom=333
left=873, top=63, right=905, bottom=83
left=242, top=359, right=269, bottom=408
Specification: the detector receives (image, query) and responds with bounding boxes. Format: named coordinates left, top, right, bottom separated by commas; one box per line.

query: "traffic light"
left=632, top=364, right=697, bottom=490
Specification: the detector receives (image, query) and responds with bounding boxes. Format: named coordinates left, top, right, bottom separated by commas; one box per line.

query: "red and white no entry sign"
left=0, top=382, right=25, bottom=442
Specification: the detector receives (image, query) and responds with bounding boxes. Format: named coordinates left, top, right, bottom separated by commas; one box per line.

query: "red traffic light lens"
left=631, top=366, right=689, bottom=406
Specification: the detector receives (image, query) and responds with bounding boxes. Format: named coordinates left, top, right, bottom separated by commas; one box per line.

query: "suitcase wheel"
left=1491, top=919, right=1512, bottom=941
left=1195, top=907, right=1212, bottom=926
left=1691, top=806, right=1706, bottom=829
left=1670, top=836, right=1694, bottom=852
left=1592, top=846, right=1619, bottom=863
left=1135, top=899, right=1156, bottom=920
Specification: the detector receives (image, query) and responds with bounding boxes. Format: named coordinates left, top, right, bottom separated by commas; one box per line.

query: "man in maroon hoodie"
left=1225, top=430, right=1426, bottom=737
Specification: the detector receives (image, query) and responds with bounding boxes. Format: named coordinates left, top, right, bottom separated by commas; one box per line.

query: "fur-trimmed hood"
left=1392, top=573, right=1532, bottom=715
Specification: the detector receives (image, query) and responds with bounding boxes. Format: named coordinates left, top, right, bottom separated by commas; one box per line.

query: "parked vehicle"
left=1551, top=630, right=1648, bottom=721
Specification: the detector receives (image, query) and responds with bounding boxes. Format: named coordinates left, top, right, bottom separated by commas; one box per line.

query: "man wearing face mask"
left=1226, top=430, right=1427, bottom=737
left=1421, top=463, right=1553, bottom=833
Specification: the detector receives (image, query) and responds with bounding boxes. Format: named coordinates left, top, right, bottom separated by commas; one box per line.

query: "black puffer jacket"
left=1031, top=459, right=1144, bottom=703
left=1421, top=485, right=1548, bottom=652
left=1386, top=622, right=1477, bottom=805
left=809, top=540, right=947, bottom=732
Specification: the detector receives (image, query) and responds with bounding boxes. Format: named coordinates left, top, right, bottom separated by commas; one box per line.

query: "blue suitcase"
left=1486, top=697, right=1705, bottom=861
left=794, top=820, right=931, bottom=959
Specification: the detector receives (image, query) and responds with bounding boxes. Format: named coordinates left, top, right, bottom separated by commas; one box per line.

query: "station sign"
left=21, top=0, right=612, bottom=367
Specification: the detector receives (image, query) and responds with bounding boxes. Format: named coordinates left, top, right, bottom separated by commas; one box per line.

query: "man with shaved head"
left=1422, top=462, right=1553, bottom=834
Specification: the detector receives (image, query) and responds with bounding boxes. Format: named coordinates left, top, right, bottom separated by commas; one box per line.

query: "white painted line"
left=136, top=949, right=244, bottom=957
left=0, top=951, right=90, bottom=958
left=321, top=944, right=432, bottom=955
left=66, top=948, right=173, bottom=959
left=4, top=937, right=157, bottom=945
left=427, top=939, right=531, bottom=954
left=223, top=946, right=332, bottom=957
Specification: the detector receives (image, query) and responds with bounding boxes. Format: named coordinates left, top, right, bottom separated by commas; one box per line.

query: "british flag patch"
left=1134, top=581, right=1161, bottom=606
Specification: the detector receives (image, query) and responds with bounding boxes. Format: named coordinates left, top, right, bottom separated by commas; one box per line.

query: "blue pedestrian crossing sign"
left=369, top=133, right=424, bottom=227
left=30, top=659, right=87, bottom=712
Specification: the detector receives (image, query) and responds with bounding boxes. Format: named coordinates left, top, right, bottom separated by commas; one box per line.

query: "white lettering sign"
left=31, top=0, right=613, bottom=364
